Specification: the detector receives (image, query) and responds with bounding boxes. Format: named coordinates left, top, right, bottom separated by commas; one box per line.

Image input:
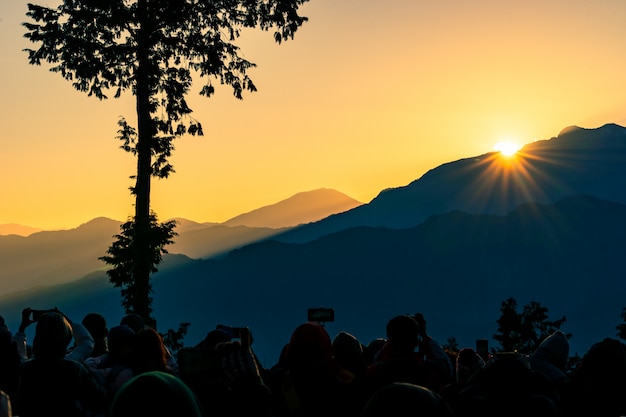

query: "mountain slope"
left=0, top=224, right=43, bottom=237
left=149, top=194, right=625, bottom=362
left=274, top=123, right=626, bottom=243
left=0, top=189, right=361, bottom=295
left=0, top=217, right=121, bottom=294
left=3, top=195, right=622, bottom=366
left=167, top=225, right=290, bottom=259
left=222, top=188, right=363, bottom=228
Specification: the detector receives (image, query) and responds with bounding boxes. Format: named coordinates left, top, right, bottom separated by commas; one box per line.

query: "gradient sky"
left=2, top=0, right=626, bottom=230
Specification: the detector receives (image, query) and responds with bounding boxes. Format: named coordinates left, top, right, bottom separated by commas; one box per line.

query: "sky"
left=2, top=1, right=626, bottom=230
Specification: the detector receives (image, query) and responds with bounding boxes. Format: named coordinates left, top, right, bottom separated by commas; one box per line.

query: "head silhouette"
left=286, top=322, right=333, bottom=371
left=33, top=312, right=73, bottom=360
left=120, top=313, right=146, bottom=334
left=82, top=313, right=108, bottom=340
left=109, top=371, right=203, bottom=417
left=362, top=382, right=454, bottom=417
left=386, top=315, right=420, bottom=354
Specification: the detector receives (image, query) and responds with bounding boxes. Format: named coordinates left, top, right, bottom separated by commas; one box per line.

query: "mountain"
left=167, top=189, right=363, bottom=258
left=0, top=189, right=361, bottom=296
left=168, top=218, right=217, bottom=234
left=3, top=124, right=626, bottom=366
left=0, top=223, right=43, bottom=237
left=0, top=217, right=121, bottom=294
left=167, top=225, right=289, bottom=259
left=149, top=194, right=626, bottom=363
left=222, top=188, right=363, bottom=228
left=0, top=253, right=197, bottom=351
left=2, top=195, right=623, bottom=367
left=274, top=123, right=626, bottom=243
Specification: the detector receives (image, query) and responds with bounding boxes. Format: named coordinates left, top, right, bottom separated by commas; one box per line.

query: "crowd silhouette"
left=0, top=308, right=624, bottom=416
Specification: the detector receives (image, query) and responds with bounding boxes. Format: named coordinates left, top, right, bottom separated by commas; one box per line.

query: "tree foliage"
left=24, top=0, right=309, bottom=322
left=161, top=322, right=191, bottom=357
left=493, top=297, right=568, bottom=354
left=99, top=213, right=177, bottom=317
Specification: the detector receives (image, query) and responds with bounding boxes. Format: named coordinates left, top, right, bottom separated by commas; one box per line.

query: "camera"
left=307, top=307, right=334, bottom=323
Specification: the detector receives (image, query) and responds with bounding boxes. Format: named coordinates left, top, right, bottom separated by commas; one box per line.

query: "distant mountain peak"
left=558, top=123, right=625, bottom=137
left=557, top=125, right=583, bottom=137
left=0, top=224, right=42, bottom=237
left=546, top=123, right=626, bottom=150
left=223, top=188, right=363, bottom=228
left=275, top=122, right=626, bottom=243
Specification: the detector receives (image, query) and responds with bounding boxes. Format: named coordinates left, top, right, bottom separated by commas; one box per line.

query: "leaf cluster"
left=24, top=1, right=308, bottom=126
left=161, top=322, right=191, bottom=356
left=99, top=213, right=177, bottom=315
left=493, top=297, right=568, bottom=354
left=24, top=0, right=308, bottom=177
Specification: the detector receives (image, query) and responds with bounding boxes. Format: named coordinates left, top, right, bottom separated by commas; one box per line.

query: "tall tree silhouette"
left=23, top=0, right=309, bottom=322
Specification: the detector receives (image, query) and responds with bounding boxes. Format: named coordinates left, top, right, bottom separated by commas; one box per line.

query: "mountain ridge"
left=1, top=124, right=625, bottom=365
left=223, top=188, right=363, bottom=228
left=1, top=194, right=622, bottom=366
left=0, top=188, right=362, bottom=295
left=272, top=123, right=626, bottom=243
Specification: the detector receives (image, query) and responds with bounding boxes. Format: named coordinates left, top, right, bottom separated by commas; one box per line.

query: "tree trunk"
left=133, top=0, right=154, bottom=322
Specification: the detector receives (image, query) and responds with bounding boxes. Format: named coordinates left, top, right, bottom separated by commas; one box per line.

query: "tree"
left=442, top=336, right=459, bottom=353
left=161, top=322, right=191, bottom=357
left=24, top=0, right=309, bottom=322
left=493, top=297, right=568, bottom=354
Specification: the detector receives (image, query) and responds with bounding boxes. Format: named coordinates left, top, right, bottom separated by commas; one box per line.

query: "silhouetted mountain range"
left=1, top=124, right=625, bottom=366
left=0, top=224, right=43, bottom=237
left=273, top=123, right=626, bottom=243
left=0, top=217, right=121, bottom=294
left=0, top=189, right=362, bottom=294
left=2, top=194, right=624, bottom=366
left=222, top=188, right=362, bottom=228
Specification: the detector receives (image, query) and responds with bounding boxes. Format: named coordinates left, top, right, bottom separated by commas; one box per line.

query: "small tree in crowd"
left=493, top=297, right=568, bottom=354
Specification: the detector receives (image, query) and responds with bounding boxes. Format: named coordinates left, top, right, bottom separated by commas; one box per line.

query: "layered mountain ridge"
left=1, top=123, right=625, bottom=365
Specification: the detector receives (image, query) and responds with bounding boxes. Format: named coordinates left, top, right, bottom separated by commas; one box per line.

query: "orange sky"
left=2, top=1, right=626, bottom=230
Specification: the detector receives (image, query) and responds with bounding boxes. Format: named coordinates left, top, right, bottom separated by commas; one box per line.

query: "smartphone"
left=475, top=339, right=490, bottom=362
left=307, top=307, right=334, bottom=323
left=31, top=309, right=52, bottom=321
left=475, top=339, right=489, bottom=354
left=216, top=324, right=245, bottom=339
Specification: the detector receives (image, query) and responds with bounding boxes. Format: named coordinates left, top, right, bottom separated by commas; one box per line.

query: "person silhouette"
left=15, top=311, right=106, bottom=417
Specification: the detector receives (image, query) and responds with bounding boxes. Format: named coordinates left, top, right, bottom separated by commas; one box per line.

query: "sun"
left=494, top=140, right=521, bottom=157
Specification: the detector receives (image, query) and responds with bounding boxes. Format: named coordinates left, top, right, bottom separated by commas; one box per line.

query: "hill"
left=0, top=189, right=361, bottom=296
left=222, top=188, right=363, bottom=228
left=0, top=217, right=121, bottom=294
left=2, top=125, right=625, bottom=366
left=148, top=194, right=626, bottom=363
left=273, top=123, right=626, bottom=243
left=0, top=224, right=43, bottom=237
left=2, top=195, right=624, bottom=366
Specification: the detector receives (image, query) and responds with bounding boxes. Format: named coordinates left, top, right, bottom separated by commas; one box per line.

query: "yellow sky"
left=2, top=0, right=626, bottom=230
